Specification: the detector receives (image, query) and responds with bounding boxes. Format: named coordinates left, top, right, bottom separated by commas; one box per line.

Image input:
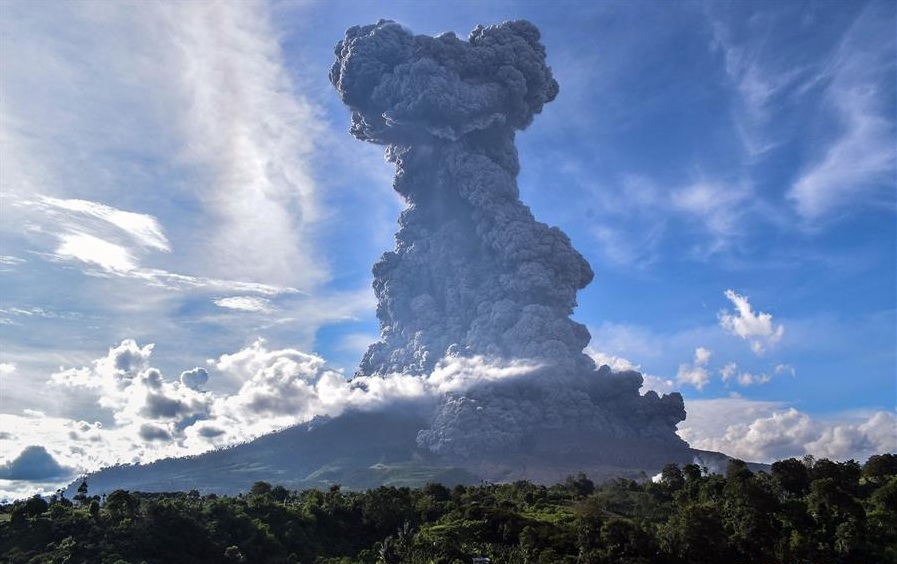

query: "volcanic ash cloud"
left=331, top=20, right=687, bottom=456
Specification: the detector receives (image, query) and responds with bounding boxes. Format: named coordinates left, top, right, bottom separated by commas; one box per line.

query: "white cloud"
left=788, top=4, right=895, bottom=221
left=21, top=338, right=541, bottom=482
left=214, top=296, right=274, bottom=313
left=734, top=371, right=770, bottom=386
left=161, top=0, right=327, bottom=288
left=0, top=0, right=339, bottom=402
left=587, top=349, right=640, bottom=373
left=774, top=363, right=796, bottom=377
left=671, top=181, right=750, bottom=249
left=50, top=339, right=213, bottom=431
left=681, top=398, right=897, bottom=462
left=179, top=367, right=208, bottom=391
left=0, top=3, right=334, bottom=297
left=336, top=332, right=379, bottom=357
left=676, top=347, right=712, bottom=390
left=40, top=196, right=170, bottom=252
left=55, top=233, right=137, bottom=273
left=707, top=13, right=807, bottom=157
left=719, top=289, right=784, bottom=354
left=805, top=411, right=897, bottom=460
left=577, top=170, right=752, bottom=266
left=587, top=348, right=676, bottom=395
left=720, top=361, right=771, bottom=387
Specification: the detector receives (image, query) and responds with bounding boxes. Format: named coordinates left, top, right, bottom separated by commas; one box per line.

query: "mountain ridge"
left=70, top=408, right=747, bottom=497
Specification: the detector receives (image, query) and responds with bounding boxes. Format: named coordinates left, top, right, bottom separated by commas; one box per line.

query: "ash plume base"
left=331, top=19, right=688, bottom=458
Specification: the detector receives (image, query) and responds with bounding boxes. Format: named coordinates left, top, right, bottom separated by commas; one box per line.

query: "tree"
left=74, top=478, right=89, bottom=506
left=565, top=472, right=595, bottom=498
left=723, top=463, right=779, bottom=560
left=661, top=503, right=730, bottom=563
left=249, top=481, right=272, bottom=496
left=422, top=482, right=451, bottom=503
left=271, top=485, right=289, bottom=502
left=105, top=489, right=139, bottom=520
left=599, top=518, right=655, bottom=561
left=864, top=454, right=897, bottom=482
left=660, top=463, right=685, bottom=491
left=771, top=458, right=810, bottom=497
left=22, top=495, right=49, bottom=518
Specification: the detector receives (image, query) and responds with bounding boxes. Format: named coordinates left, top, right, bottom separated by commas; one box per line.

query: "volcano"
left=75, top=20, right=732, bottom=496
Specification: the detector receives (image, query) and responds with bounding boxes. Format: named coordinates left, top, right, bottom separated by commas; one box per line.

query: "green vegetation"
left=1, top=454, right=895, bottom=563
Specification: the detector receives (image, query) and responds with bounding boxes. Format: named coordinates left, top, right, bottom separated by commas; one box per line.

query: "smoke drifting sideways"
left=331, top=20, right=687, bottom=456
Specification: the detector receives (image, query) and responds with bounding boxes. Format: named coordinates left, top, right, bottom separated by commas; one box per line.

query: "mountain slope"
left=73, top=409, right=739, bottom=496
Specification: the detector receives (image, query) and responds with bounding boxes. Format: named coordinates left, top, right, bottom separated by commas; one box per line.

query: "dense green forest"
left=1, top=454, right=895, bottom=564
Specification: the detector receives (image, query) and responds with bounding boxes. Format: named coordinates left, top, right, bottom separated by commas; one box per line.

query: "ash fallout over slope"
left=331, top=20, right=687, bottom=457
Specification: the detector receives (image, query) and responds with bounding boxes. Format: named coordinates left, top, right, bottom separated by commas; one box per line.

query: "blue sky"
left=0, top=0, right=894, bottom=498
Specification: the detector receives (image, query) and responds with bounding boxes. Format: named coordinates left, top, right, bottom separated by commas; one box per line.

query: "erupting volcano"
left=332, top=20, right=687, bottom=458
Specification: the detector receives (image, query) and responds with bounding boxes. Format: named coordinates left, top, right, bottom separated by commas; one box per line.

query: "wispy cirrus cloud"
left=1, top=0, right=328, bottom=290
left=670, top=180, right=752, bottom=256
left=54, top=233, right=137, bottom=274
left=213, top=296, right=274, bottom=313
left=159, top=0, right=328, bottom=288
left=15, top=195, right=302, bottom=296
left=788, top=4, right=896, bottom=221
left=39, top=196, right=170, bottom=252
left=707, top=1, right=895, bottom=223
left=0, top=0, right=363, bottom=418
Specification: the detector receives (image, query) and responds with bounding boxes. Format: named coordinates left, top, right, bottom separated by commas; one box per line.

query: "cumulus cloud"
left=681, top=399, right=897, bottom=462
left=138, top=424, right=172, bottom=442
left=16, top=326, right=685, bottom=478
left=805, top=411, right=897, bottom=460
left=719, top=290, right=784, bottom=354
left=51, top=340, right=213, bottom=431
left=209, top=340, right=546, bottom=449
left=677, top=347, right=712, bottom=390
left=0, top=363, right=15, bottom=378
left=0, top=446, right=73, bottom=481
left=29, top=338, right=546, bottom=470
left=179, top=367, right=208, bottom=390
left=720, top=362, right=771, bottom=386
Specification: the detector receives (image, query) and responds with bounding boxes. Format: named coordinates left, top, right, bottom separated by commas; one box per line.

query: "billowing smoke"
left=331, top=20, right=592, bottom=376
left=331, top=20, right=687, bottom=456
